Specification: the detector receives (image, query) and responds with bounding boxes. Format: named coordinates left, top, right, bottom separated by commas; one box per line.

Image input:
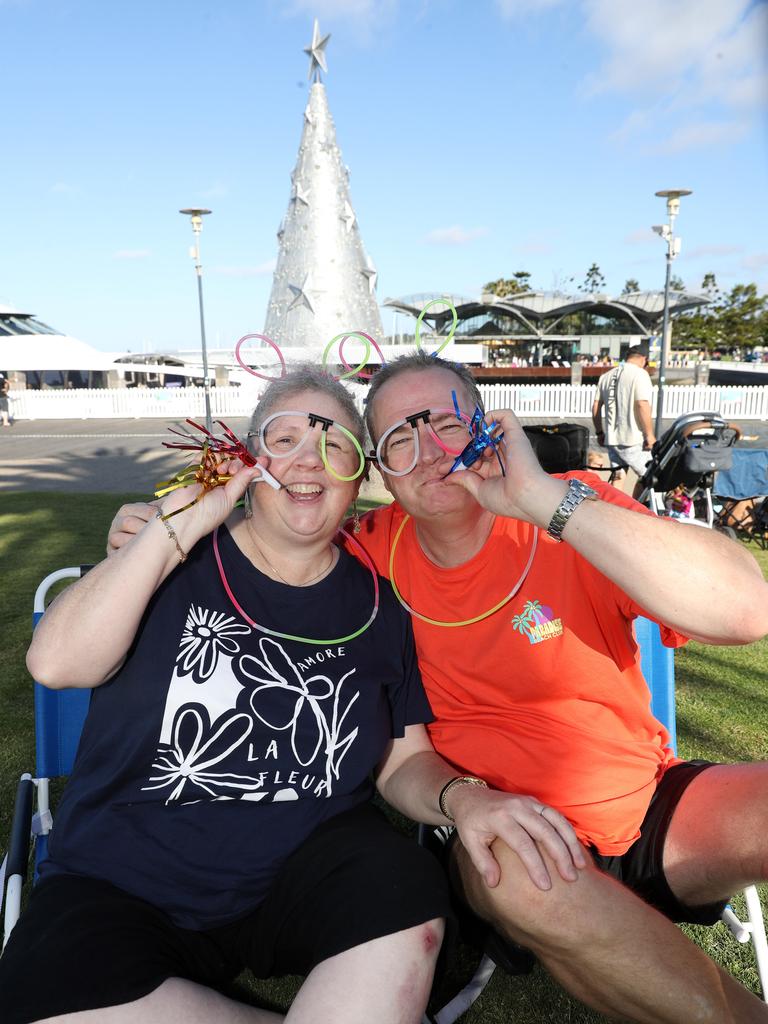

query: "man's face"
left=369, top=367, right=488, bottom=520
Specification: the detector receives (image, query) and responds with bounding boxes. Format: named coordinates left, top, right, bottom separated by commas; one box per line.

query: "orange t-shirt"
left=354, top=474, right=686, bottom=855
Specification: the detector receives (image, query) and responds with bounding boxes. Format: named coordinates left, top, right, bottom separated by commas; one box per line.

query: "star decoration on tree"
left=287, top=272, right=317, bottom=314
left=303, top=19, right=330, bottom=82
left=291, top=182, right=310, bottom=206
left=361, top=263, right=378, bottom=295
left=340, top=200, right=356, bottom=233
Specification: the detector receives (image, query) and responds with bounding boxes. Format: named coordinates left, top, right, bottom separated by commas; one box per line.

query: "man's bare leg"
left=454, top=839, right=767, bottom=1023
left=664, top=763, right=768, bottom=905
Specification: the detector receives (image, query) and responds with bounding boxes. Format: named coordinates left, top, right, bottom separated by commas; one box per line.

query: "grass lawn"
left=1, top=491, right=767, bottom=1021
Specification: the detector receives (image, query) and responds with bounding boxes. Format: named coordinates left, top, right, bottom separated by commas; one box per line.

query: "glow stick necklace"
left=213, top=526, right=380, bottom=644
left=388, top=515, right=538, bottom=627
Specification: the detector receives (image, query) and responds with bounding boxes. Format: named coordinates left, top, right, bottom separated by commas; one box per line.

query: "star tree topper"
left=304, top=19, right=330, bottom=82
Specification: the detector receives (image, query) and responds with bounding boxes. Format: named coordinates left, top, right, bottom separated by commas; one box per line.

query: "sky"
left=1, top=0, right=767, bottom=354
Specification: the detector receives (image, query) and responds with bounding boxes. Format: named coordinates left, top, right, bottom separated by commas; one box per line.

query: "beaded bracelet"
left=438, top=775, right=488, bottom=822
left=156, top=509, right=187, bottom=564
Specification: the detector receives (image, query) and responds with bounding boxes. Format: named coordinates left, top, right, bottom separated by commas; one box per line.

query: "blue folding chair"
left=424, top=617, right=768, bottom=1023
left=1, top=567, right=91, bottom=949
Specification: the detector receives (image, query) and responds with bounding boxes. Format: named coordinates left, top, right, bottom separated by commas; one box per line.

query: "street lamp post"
left=652, top=189, right=692, bottom=437
left=179, top=207, right=213, bottom=431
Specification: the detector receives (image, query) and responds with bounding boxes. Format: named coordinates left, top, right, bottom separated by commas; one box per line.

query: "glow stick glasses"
left=374, top=406, right=472, bottom=477
left=250, top=410, right=366, bottom=482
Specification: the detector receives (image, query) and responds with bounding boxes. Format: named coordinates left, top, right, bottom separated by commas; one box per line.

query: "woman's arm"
left=27, top=461, right=262, bottom=690
left=375, top=724, right=586, bottom=891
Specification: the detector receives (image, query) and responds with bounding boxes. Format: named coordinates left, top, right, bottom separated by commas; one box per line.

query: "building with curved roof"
left=383, top=290, right=710, bottom=365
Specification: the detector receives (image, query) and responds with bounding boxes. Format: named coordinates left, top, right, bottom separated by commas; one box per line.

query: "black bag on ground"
left=522, top=423, right=589, bottom=474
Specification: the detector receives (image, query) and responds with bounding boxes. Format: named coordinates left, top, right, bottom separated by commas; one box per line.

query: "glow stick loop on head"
left=235, top=333, right=287, bottom=381
left=336, top=331, right=386, bottom=380
left=414, top=299, right=458, bottom=358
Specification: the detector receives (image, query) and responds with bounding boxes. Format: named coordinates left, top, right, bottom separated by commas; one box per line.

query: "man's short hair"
left=364, top=352, right=483, bottom=445
left=627, top=344, right=649, bottom=361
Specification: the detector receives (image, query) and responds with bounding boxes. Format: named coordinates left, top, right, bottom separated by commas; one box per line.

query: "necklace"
left=247, top=530, right=336, bottom=588
left=388, top=514, right=538, bottom=627
left=213, top=526, right=380, bottom=645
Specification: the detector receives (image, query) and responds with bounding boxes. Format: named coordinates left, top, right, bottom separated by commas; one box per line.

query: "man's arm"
left=447, top=409, right=768, bottom=646
left=375, top=724, right=586, bottom=890
left=634, top=398, right=656, bottom=449
left=591, top=396, right=605, bottom=447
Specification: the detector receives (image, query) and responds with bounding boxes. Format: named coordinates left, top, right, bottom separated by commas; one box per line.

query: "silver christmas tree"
left=263, top=20, right=383, bottom=353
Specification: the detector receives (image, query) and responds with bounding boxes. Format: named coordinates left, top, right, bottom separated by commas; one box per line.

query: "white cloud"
left=655, top=119, right=749, bottom=153
left=424, top=225, right=489, bottom=245
left=50, top=182, right=80, bottom=194
left=199, top=182, right=229, bottom=199
left=572, top=0, right=768, bottom=150
left=742, top=253, right=768, bottom=272
left=113, top=249, right=151, bottom=260
left=624, top=228, right=656, bottom=245
left=685, top=243, right=742, bottom=260
left=212, top=260, right=277, bottom=277
left=285, top=0, right=398, bottom=25
left=495, top=0, right=566, bottom=15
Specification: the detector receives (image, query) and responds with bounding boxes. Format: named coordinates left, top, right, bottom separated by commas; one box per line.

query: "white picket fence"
left=7, top=383, right=768, bottom=421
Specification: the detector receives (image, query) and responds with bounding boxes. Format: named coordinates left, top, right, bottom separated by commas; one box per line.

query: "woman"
left=1, top=366, right=456, bottom=1024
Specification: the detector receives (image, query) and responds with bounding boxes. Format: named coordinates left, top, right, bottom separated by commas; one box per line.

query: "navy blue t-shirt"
left=41, top=526, right=432, bottom=929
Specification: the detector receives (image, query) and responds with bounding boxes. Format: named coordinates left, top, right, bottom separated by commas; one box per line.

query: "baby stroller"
left=635, top=412, right=740, bottom=530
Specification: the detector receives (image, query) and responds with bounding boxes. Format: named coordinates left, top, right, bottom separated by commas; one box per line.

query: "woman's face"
left=249, top=389, right=362, bottom=546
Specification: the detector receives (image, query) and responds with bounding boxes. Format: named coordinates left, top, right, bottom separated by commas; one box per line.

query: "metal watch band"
left=546, top=479, right=598, bottom=543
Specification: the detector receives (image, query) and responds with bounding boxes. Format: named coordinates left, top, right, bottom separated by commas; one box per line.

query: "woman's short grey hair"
left=364, top=351, right=484, bottom=445
left=247, top=364, right=365, bottom=455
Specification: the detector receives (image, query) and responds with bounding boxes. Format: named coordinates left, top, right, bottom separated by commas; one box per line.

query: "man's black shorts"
left=0, top=803, right=452, bottom=1024
left=589, top=759, right=726, bottom=925
left=447, top=759, right=725, bottom=929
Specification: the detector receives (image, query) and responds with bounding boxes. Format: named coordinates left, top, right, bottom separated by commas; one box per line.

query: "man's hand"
left=445, top=408, right=568, bottom=528
left=447, top=785, right=587, bottom=891
left=107, top=501, right=158, bottom=554
left=643, top=435, right=656, bottom=451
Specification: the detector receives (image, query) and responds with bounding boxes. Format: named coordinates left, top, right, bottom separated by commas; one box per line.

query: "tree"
left=622, top=278, right=640, bottom=294
left=671, top=278, right=767, bottom=352
left=581, top=263, right=606, bottom=294
left=482, top=271, right=533, bottom=298
left=669, top=274, right=685, bottom=292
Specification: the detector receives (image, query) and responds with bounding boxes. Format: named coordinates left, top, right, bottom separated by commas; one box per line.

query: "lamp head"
left=655, top=189, right=692, bottom=218
left=179, top=208, right=212, bottom=234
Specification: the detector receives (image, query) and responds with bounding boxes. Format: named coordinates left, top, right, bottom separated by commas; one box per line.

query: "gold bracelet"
left=438, top=775, right=488, bottom=822
left=156, top=509, right=187, bottom=564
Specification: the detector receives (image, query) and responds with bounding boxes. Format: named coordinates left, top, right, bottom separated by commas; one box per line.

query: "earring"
left=352, top=500, right=361, bottom=535
left=244, top=485, right=253, bottom=519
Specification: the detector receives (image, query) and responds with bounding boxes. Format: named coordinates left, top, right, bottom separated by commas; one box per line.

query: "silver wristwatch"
left=546, top=479, right=598, bottom=542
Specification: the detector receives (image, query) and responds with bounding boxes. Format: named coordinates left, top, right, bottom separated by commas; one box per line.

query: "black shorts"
left=590, top=758, right=725, bottom=924
left=0, top=803, right=452, bottom=1024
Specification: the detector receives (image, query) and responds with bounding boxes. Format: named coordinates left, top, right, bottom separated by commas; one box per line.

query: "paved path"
left=1, top=416, right=766, bottom=498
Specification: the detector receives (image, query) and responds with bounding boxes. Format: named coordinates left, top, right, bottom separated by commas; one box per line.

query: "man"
left=110, top=353, right=768, bottom=1023
left=592, top=344, right=655, bottom=492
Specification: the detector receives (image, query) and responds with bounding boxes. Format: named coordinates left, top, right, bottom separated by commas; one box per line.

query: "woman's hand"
left=445, top=408, right=568, bottom=528
left=107, top=458, right=269, bottom=555
left=446, top=784, right=587, bottom=891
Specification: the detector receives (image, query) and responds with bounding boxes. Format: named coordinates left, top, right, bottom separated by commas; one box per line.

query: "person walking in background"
left=0, top=375, right=11, bottom=427
left=592, top=344, right=654, bottom=494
